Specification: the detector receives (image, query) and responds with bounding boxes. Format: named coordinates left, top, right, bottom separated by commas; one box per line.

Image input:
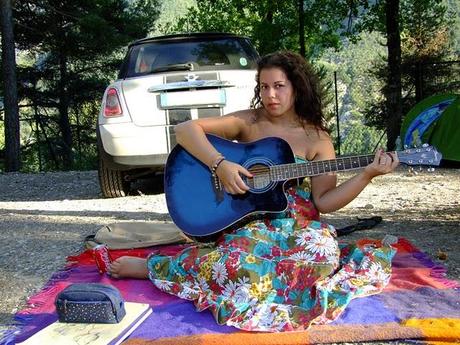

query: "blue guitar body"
left=164, top=134, right=295, bottom=238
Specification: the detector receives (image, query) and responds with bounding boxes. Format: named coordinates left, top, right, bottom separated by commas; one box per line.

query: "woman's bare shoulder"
left=317, top=128, right=332, bottom=141
left=309, top=127, right=335, bottom=160
left=199, top=109, right=256, bottom=140
left=304, top=124, right=331, bottom=141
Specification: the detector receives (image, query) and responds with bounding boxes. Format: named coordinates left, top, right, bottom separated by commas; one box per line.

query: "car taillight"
left=104, top=88, right=123, bottom=117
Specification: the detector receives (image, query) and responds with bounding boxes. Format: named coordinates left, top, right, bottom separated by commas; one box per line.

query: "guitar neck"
left=270, top=154, right=376, bottom=181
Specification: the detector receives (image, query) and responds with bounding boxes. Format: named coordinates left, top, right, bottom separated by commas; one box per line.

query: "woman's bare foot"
left=108, top=256, right=149, bottom=279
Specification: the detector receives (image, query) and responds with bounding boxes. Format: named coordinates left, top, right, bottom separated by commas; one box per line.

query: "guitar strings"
left=247, top=157, right=373, bottom=173
left=218, top=149, right=435, bottom=177
left=244, top=156, right=376, bottom=178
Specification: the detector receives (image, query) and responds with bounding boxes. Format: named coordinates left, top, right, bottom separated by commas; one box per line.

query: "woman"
left=109, top=51, right=399, bottom=331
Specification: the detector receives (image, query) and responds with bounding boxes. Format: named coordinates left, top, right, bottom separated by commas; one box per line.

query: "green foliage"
left=11, top=0, right=160, bottom=171
left=361, top=0, right=458, bottom=130
left=4, top=0, right=459, bottom=168
left=446, top=0, right=460, bottom=54
left=0, top=121, right=4, bottom=150
left=153, top=0, right=196, bottom=35
left=169, top=0, right=354, bottom=57
left=341, top=121, right=385, bottom=154
left=321, top=31, right=387, bottom=154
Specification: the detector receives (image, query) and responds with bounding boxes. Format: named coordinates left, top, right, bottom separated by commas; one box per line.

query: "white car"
left=97, top=33, right=259, bottom=197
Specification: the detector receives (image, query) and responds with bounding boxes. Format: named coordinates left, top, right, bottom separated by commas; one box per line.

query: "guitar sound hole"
left=246, top=164, right=271, bottom=190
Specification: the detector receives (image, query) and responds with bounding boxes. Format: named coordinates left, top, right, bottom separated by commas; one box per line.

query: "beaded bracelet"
left=210, top=153, right=223, bottom=170
left=213, top=157, right=225, bottom=172
left=211, top=156, right=225, bottom=175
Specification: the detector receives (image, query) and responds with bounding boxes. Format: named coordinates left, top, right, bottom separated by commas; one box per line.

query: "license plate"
left=159, top=89, right=226, bottom=109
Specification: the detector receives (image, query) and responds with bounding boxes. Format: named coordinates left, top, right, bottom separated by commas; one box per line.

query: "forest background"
left=0, top=0, right=459, bottom=173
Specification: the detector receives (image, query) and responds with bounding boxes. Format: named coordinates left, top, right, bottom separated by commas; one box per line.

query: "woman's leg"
left=108, top=256, right=149, bottom=279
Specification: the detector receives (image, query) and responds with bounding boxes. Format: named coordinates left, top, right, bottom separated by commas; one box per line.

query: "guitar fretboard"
left=270, top=155, right=375, bottom=181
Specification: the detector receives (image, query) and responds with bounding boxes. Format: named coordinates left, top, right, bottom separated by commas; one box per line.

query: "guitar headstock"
left=397, top=145, right=442, bottom=166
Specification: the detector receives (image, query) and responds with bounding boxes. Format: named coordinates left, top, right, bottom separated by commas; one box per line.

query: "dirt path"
left=0, top=168, right=459, bottom=340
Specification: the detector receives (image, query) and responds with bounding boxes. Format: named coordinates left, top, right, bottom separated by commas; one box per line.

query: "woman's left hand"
left=364, top=148, right=399, bottom=180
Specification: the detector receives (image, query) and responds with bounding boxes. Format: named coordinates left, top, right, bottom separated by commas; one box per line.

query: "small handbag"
left=55, top=283, right=126, bottom=323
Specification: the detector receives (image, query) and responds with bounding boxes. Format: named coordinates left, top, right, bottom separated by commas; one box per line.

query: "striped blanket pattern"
left=3, top=238, right=459, bottom=345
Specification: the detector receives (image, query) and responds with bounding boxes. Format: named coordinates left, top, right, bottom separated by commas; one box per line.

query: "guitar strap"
left=336, top=216, right=383, bottom=237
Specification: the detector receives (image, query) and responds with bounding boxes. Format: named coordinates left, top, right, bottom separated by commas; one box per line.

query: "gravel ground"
left=0, top=168, right=459, bottom=344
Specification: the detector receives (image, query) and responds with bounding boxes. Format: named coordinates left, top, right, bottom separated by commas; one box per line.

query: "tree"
left=385, top=0, right=403, bottom=151
left=360, top=0, right=457, bottom=150
left=13, top=0, right=160, bottom=170
left=400, top=0, right=456, bottom=102
left=0, top=0, right=20, bottom=171
left=152, top=0, right=196, bottom=36
left=171, top=0, right=354, bottom=57
left=321, top=31, right=388, bottom=154
left=298, top=0, right=306, bottom=57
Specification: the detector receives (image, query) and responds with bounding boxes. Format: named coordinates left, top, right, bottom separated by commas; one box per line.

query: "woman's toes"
left=108, top=260, right=121, bottom=276
left=105, top=256, right=148, bottom=279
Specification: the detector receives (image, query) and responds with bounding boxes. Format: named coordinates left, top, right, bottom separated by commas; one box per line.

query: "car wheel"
left=98, top=159, right=131, bottom=198
left=147, top=173, right=165, bottom=194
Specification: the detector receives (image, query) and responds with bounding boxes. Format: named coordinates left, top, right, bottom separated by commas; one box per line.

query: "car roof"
left=129, top=32, right=249, bottom=48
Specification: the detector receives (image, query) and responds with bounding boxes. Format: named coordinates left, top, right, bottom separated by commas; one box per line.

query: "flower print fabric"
left=147, top=179, right=396, bottom=332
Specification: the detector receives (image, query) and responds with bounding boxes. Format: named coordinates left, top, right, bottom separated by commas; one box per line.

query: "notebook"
left=18, top=302, right=152, bottom=345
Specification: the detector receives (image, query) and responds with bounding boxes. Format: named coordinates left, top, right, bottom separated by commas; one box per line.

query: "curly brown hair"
left=250, top=51, right=327, bottom=131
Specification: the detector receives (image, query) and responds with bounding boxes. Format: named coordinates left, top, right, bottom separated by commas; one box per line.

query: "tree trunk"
left=0, top=0, right=21, bottom=171
left=385, top=0, right=402, bottom=151
left=58, top=51, right=73, bottom=169
left=298, top=0, right=305, bottom=57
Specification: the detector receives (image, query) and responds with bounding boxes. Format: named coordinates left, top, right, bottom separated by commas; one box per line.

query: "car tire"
left=98, top=159, right=131, bottom=198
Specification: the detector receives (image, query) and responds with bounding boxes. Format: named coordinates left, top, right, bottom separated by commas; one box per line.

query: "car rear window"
left=121, top=37, right=259, bottom=78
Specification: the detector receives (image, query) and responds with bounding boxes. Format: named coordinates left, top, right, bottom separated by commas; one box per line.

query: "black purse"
left=55, top=283, right=126, bottom=323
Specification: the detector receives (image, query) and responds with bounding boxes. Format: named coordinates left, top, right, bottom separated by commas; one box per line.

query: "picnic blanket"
left=2, top=237, right=459, bottom=345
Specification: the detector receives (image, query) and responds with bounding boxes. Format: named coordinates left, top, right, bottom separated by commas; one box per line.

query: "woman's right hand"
left=215, top=160, right=252, bottom=194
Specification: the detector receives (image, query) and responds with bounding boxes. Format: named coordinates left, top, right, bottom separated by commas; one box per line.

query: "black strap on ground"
left=336, top=216, right=383, bottom=237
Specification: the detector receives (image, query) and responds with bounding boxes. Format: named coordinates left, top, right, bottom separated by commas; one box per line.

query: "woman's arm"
left=310, top=135, right=399, bottom=213
left=174, top=111, right=253, bottom=194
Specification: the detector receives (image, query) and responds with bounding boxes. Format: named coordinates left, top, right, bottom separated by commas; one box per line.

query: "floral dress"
left=147, top=178, right=396, bottom=332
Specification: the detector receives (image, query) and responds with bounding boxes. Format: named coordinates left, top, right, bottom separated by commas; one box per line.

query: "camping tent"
left=400, top=93, right=460, bottom=164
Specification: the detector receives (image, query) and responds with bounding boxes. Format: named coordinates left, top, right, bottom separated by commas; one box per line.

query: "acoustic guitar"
left=165, top=134, right=442, bottom=238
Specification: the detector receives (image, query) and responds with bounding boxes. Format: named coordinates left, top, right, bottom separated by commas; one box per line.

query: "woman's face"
left=259, top=67, right=296, bottom=118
